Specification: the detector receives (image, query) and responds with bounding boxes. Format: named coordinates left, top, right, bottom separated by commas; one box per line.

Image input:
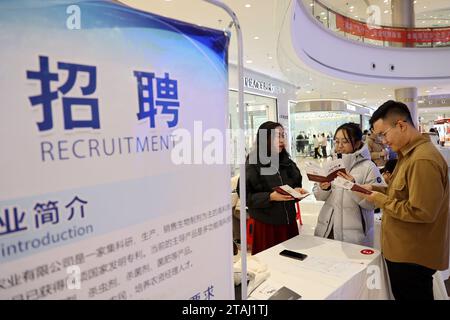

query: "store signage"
left=244, top=76, right=285, bottom=94
left=418, top=95, right=450, bottom=107
left=346, top=104, right=356, bottom=111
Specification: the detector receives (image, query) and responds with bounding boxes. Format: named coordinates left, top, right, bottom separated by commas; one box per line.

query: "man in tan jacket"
left=355, top=100, right=449, bottom=300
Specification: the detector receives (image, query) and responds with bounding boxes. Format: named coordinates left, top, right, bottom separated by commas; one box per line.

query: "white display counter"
left=249, top=234, right=392, bottom=299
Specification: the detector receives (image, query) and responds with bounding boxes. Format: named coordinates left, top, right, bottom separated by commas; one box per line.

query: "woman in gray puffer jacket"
left=313, top=123, right=383, bottom=247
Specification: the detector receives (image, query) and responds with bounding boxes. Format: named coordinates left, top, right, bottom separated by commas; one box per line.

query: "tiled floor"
left=293, top=155, right=328, bottom=236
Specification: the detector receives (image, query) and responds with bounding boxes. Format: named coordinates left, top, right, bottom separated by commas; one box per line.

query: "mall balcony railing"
left=302, top=0, right=450, bottom=48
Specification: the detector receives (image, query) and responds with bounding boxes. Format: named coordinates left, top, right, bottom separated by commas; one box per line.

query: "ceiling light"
left=350, top=6, right=354, bottom=9
left=253, top=36, right=259, bottom=40
left=268, top=56, right=273, bottom=60
left=342, top=91, right=348, bottom=95
left=246, top=60, right=253, bottom=64
left=414, top=0, right=417, bottom=3
left=245, top=4, right=251, bottom=8
left=321, top=12, right=326, bottom=15
left=384, top=10, right=389, bottom=14
left=306, top=91, right=312, bottom=94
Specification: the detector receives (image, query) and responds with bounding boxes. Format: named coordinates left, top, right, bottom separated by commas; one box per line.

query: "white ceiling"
left=119, top=0, right=450, bottom=109
left=119, top=0, right=283, bottom=78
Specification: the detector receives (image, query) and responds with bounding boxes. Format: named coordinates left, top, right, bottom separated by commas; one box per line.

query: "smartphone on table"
left=279, top=249, right=308, bottom=261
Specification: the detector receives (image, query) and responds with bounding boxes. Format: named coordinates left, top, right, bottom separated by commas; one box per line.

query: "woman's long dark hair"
left=334, top=122, right=363, bottom=152
left=253, top=121, right=289, bottom=165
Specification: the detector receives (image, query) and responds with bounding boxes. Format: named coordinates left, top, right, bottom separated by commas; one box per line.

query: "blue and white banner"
left=0, top=0, right=232, bottom=300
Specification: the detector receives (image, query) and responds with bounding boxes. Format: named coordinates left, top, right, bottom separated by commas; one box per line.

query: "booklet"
left=333, top=176, right=372, bottom=195
left=305, top=159, right=346, bottom=183
left=272, top=185, right=310, bottom=201
left=268, top=286, right=302, bottom=300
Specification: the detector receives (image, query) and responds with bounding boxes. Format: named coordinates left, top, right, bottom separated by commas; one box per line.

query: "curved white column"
left=290, top=0, right=450, bottom=86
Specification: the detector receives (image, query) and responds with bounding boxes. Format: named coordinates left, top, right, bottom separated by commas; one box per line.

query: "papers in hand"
left=273, top=185, right=310, bottom=201
left=333, top=176, right=372, bottom=195
left=305, top=159, right=346, bottom=183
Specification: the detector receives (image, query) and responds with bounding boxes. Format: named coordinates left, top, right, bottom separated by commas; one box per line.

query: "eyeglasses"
left=373, top=120, right=407, bottom=141
left=375, top=126, right=394, bottom=141
left=334, top=139, right=350, bottom=145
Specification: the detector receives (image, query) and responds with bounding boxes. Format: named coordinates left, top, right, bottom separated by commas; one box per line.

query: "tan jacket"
left=372, top=134, right=449, bottom=270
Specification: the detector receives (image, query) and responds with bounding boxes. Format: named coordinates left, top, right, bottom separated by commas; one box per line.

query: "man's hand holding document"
left=272, top=185, right=311, bottom=201
left=333, top=176, right=373, bottom=195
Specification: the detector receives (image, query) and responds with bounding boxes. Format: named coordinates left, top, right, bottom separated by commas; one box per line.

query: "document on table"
left=249, top=279, right=301, bottom=300
left=282, top=256, right=366, bottom=279
left=249, top=278, right=280, bottom=299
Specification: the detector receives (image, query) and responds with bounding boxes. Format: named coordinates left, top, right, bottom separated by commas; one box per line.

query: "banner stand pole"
left=203, top=0, right=247, bottom=300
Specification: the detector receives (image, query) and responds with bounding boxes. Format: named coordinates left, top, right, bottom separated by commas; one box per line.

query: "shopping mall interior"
left=116, top=0, right=450, bottom=299
left=1, top=0, right=450, bottom=301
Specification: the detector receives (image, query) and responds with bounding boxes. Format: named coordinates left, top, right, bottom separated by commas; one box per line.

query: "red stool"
left=296, top=202, right=303, bottom=226
left=247, top=217, right=255, bottom=246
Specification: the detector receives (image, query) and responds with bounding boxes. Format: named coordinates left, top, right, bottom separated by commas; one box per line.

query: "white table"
left=374, top=213, right=449, bottom=300
left=250, top=234, right=392, bottom=300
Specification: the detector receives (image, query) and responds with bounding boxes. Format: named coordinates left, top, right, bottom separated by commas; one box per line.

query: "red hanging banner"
left=335, top=14, right=450, bottom=43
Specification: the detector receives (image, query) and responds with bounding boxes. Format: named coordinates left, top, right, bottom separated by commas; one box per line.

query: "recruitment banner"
left=336, top=14, right=450, bottom=43
left=0, top=0, right=232, bottom=300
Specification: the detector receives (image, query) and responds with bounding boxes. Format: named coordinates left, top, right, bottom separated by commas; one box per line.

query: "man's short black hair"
left=369, top=100, right=414, bottom=128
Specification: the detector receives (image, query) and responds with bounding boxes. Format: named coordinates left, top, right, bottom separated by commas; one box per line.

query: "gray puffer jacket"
left=313, top=144, right=383, bottom=247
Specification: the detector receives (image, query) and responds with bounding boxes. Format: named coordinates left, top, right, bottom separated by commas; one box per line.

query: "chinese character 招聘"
left=134, top=71, right=180, bottom=128
left=26, top=56, right=99, bottom=132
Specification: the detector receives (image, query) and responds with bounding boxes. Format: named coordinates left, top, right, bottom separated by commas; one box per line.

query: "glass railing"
left=302, top=0, right=450, bottom=48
